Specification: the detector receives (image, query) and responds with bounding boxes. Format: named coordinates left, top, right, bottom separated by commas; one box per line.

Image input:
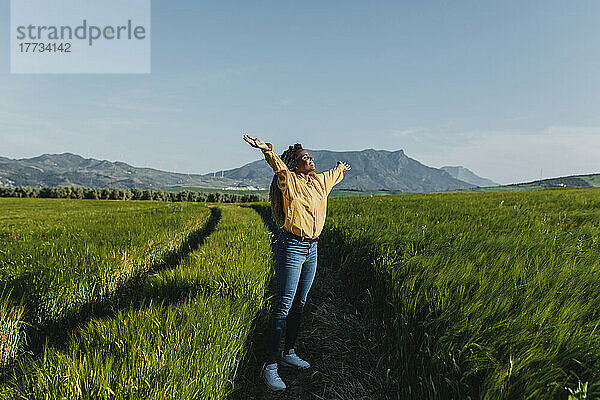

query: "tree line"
left=0, top=186, right=266, bottom=203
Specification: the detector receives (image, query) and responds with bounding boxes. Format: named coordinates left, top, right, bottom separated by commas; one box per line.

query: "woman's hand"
left=243, top=134, right=269, bottom=151
left=337, top=161, right=351, bottom=171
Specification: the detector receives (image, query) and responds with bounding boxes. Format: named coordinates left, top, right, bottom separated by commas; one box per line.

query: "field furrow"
left=0, top=199, right=212, bottom=363
left=323, top=188, right=600, bottom=399
left=0, top=204, right=273, bottom=399
left=231, top=204, right=401, bottom=400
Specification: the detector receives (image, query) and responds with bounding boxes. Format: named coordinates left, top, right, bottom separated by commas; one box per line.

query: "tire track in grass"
left=230, top=204, right=400, bottom=400
left=0, top=205, right=274, bottom=399
left=0, top=201, right=212, bottom=340
left=6, top=207, right=221, bottom=369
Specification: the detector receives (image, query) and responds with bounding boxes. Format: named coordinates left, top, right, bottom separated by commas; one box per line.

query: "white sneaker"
left=280, top=349, right=310, bottom=369
left=260, top=362, right=286, bottom=391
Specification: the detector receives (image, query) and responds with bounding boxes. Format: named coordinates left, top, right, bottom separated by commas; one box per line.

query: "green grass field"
left=323, top=188, right=600, bottom=399
left=1, top=189, right=599, bottom=399
left=0, top=199, right=212, bottom=365
left=459, top=185, right=545, bottom=192
left=0, top=205, right=272, bottom=399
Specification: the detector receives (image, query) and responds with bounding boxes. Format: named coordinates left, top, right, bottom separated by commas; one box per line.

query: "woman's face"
left=295, top=149, right=315, bottom=174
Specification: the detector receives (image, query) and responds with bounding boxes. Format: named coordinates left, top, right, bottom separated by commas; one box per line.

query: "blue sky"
left=1, top=1, right=600, bottom=184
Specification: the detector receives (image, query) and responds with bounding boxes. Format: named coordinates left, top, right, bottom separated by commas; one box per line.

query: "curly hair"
left=269, top=143, right=303, bottom=227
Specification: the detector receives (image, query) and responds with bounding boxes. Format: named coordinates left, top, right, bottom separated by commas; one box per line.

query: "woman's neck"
left=295, top=171, right=311, bottom=181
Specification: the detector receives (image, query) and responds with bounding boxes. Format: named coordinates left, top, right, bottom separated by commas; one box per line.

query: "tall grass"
left=323, top=188, right=600, bottom=399
left=0, top=205, right=272, bottom=399
left=0, top=198, right=211, bottom=365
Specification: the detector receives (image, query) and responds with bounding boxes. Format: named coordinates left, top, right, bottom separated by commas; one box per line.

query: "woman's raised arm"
left=243, top=134, right=291, bottom=190
left=243, top=134, right=269, bottom=151
left=320, top=161, right=351, bottom=194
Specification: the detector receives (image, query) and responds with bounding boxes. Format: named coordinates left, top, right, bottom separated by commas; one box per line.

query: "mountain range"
left=441, top=166, right=498, bottom=187
left=0, top=150, right=497, bottom=192
left=213, top=148, right=485, bottom=191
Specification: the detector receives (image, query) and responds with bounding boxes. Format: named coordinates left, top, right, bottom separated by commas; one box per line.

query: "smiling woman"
left=243, top=134, right=351, bottom=391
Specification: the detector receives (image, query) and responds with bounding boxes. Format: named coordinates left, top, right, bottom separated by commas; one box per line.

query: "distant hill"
left=0, top=153, right=236, bottom=189
left=511, top=174, right=600, bottom=189
left=462, top=173, right=600, bottom=193
left=212, top=148, right=476, bottom=192
left=441, top=166, right=498, bottom=187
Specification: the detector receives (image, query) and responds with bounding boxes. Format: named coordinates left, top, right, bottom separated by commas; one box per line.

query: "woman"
left=243, top=134, right=351, bottom=391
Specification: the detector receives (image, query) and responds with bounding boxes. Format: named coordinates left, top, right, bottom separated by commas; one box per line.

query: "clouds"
left=390, top=129, right=418, bottom=139
left=411, top=126, right=600, bottom=185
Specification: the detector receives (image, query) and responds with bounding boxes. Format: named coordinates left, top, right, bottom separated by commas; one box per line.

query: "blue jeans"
left=266, top=229, right=318, bottom=357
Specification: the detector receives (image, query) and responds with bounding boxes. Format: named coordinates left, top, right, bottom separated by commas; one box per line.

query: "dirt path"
left=230, top=207, right=400, bottom=400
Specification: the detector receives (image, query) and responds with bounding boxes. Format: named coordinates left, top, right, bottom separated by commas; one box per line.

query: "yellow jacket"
left=262, top=143, right=345, bottom=239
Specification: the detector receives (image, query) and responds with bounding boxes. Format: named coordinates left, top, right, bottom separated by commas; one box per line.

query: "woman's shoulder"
left=311, top=171, right=324, bottom=180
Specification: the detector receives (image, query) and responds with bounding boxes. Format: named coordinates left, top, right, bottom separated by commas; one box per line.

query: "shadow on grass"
left=310, top=228, right=465, bottom=400
left=230, top=204, right=402, bottom=400
left=229, top=204, right=279, bottom=399
left=21, top=207, right=222, bottom=357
